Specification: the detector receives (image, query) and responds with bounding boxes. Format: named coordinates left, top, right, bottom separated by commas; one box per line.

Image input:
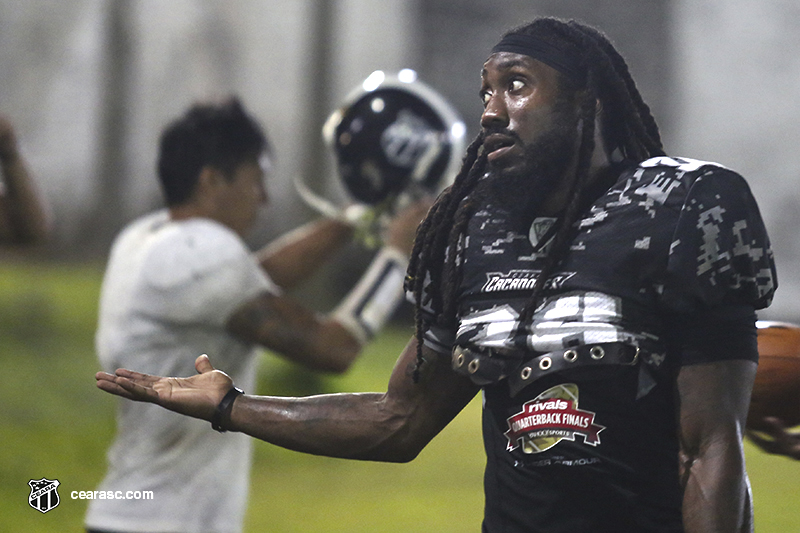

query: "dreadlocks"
left=406, top=17, right=666, bottom=380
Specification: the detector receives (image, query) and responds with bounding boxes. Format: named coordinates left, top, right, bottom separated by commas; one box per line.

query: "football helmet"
left=323, top=69, right=466, bottom=205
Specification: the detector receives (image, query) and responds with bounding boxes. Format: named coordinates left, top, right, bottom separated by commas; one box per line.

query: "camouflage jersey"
left=415, top=156, right=777, bottom=532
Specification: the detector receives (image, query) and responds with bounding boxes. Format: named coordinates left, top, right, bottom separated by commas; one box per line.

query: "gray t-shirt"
left=85, top=210, right=277, bottom=533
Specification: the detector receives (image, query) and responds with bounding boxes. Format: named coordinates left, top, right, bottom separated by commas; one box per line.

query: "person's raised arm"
left=0, top=116, right=51, bottom=244
left=257, top=198, right=431, bottom=290
left=678, top=359, right=757, bottom=533
left=256, top=217, right=353, bottom=290
left=97, top=337, right=480, bottom=462
left=225, top=290, right=362, bottom=373
left=227, top=198, right=433, bottom=373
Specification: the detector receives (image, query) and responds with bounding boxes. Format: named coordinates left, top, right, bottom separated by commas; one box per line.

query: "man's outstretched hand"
left=95, top=354, right=234, bottom=422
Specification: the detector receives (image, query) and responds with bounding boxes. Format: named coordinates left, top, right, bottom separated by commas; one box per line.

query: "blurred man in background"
left=0, top=115, right=50, bottom=245
left=85, top=97, right=428, bottom=533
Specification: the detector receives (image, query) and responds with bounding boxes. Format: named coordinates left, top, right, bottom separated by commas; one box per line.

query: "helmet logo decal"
left=528, top=217, right=557, bottom=251
left=381, top=110, right=437, bottom=169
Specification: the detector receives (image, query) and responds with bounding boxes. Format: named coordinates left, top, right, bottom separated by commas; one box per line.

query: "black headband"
left=491, top=33, right=585, bottom=82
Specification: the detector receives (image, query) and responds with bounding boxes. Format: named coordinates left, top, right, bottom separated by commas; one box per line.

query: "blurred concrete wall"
left=417, top=0, right=672, bottom=142
left=1, top=0, right=798, bottom=319
left=0, top=0, right=419, bottom=252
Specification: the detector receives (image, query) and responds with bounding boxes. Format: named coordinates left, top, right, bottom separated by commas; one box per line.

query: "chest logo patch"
left=482, top=269, right=575, bottom=293
left=528, top=217, right=557, bottom=250
left=504, top=383, right=605, bottom=454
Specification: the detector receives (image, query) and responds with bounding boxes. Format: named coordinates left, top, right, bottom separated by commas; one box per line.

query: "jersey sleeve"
left=658, top=166, right=777, bottom=314
left=136, top=221, right=279, bottom=327
left=661, top=304, right=759, bottom=365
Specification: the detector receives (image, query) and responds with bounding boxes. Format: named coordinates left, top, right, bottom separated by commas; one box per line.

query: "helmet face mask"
left=325, top=71, right=466, bottom=206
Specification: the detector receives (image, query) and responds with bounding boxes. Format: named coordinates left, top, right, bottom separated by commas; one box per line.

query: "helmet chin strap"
left=293, top=170, right=388, bottom=249
left=292, top=171, right=343, bottom=220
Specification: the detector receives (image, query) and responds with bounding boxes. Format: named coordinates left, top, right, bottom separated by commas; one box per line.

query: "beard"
left=479, top=99, right=580, bottom=226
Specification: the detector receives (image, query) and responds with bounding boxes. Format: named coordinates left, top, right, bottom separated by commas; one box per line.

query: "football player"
left=97, top=18, right=776, bottom=532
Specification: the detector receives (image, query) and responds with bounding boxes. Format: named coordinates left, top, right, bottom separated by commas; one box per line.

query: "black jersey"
left=414, top=157, right=776, bottom=532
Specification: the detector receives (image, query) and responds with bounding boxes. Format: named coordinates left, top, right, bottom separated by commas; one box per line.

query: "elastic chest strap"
left=507, top=343, right=640, bottom=396
left=452, top=342, right=641, bottom=396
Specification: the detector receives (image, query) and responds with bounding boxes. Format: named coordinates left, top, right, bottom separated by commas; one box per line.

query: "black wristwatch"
left=211, top=386, right=244, bottom=432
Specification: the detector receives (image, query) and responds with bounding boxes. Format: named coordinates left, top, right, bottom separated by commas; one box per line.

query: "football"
left=746, top=320, right=800, bottom=431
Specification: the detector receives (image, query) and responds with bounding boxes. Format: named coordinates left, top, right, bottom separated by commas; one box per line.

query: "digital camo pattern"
left=416, top=156, right=777, bottom=357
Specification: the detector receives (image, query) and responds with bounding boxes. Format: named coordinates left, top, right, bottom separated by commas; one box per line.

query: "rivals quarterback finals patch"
left=504, top=383, right=605, bottom=454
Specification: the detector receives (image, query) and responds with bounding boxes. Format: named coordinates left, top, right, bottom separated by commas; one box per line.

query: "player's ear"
left=198, top=165, right=227, bottom=188
left=187, top=166, right=226, bottom=213
left=194, top=165, right=227, bottom=199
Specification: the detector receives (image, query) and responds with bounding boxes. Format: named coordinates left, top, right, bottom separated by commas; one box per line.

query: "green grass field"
left=0, top=261, right=798, bottom=532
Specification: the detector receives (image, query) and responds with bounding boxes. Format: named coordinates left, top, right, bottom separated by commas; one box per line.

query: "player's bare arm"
left=677, top=359, right=757, bottom=533
left=257, top=199, right=431, bottom=289
left=230, top=197, right=434, bottom=372
left=227, top=337, right=480, bottom=461
left=226, top=291, right=361, bottom=374
left=97, top=338, right=480, bottom=462
left=256, top=218, right=354, bottom=289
